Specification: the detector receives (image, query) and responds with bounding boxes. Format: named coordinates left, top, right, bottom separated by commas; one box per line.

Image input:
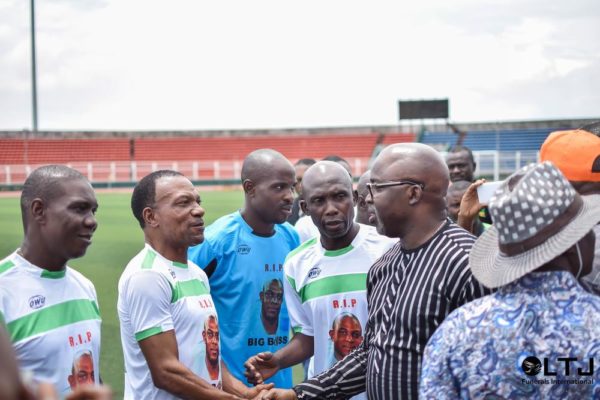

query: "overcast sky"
left=1, top=0, right=599, bottom=131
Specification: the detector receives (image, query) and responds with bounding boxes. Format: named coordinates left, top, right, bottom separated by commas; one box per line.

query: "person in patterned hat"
left=420, top=161, right=600, bottom=398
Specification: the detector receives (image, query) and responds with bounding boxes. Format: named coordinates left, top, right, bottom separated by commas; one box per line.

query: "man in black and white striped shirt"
left=258, top=143, right=490, bottom=400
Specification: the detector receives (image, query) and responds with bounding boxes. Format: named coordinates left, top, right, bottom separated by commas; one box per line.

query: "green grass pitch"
left=0, top=188, right=303, bottom=397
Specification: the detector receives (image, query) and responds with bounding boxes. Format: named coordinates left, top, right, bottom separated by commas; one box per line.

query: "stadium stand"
left=1, top=119, right=596, bottom=186
left=0, top=138, right=130, bottom=164
left=420, top=128, right=552, bottom=151
left=0, top=132, right=415, bottom=185
left=0, top=133, right=414, bottom=164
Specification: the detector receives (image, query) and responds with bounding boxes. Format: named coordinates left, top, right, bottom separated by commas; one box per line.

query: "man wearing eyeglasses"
left=260, top=279, right=284, bottom=335
left=256, top=144, right=489, bottom=400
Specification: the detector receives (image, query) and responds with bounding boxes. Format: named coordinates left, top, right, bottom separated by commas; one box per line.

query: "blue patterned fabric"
left=420, top=271, right=600, bottom=399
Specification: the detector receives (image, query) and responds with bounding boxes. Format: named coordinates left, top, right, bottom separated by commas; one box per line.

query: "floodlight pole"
left=30, top=0, right=38, bottom=132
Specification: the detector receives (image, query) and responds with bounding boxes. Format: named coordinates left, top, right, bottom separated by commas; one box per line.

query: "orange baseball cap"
left=540, top=128, right=600, bottom=182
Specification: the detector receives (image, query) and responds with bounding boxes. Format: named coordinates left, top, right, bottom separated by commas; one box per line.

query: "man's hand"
left=459, top=179, right=486, bottom=219
left=457, top=179, right=486, bottom=234
left=245, top=383, right=274, bottom=399
left=244, top=352, right=280, bottom=385
left=254, top=388, right=297, bottom=400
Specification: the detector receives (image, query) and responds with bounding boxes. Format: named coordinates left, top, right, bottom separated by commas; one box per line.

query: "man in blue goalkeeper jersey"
left=189, top=149, right=300, bottom=389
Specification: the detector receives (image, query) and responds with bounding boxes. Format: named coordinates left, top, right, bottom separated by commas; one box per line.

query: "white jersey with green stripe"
left=0, top=251, right=102, bottom=395
left=283, top=224, right=396, bottom=399
left=118, top=244, right=221, bottom=400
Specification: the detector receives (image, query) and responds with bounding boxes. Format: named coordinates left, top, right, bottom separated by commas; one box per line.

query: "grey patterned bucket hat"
left=470, top=161, right=600, bottom=288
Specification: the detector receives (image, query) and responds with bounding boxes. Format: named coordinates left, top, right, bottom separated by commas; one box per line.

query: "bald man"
left=294, top=156, right=355, bottom=242
left=258, top=144, right=489, bottom=400
left=0, top=165, right=103, bottom=397
left=189, top=149, right=300, bottom=389
left=244, top=162, right=395, bottom=400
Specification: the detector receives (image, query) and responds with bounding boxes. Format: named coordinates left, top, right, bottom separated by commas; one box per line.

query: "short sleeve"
left=283, top=261, right=313, bottom=337
left=122, top=271, right=174, bottom=341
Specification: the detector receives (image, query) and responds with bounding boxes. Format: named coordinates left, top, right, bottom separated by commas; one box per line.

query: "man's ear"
left=31, top=198, right=45, bottom=223
left=407, top=186, right=422, bottom=206
left=300, top=199, right=309, bottom=216
left=352, top=190, right=359, bottom=208
left=242, top=179, right=255, bottom=196
left=142, top=207, right=158, bottom=228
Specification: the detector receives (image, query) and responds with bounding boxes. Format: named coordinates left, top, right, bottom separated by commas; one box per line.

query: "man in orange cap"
left=540, top=122, right=600, bottom=286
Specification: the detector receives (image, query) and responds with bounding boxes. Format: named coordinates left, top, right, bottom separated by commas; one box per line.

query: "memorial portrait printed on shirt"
left=67, top=349, right=95, bottom=390
left=195, top=313, right=222, bottom=389
left=328, top=312, right=364, bottom=367
left=259, top=278, right=284, bottom=335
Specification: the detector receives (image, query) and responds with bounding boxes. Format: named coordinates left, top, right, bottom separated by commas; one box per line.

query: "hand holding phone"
left=476, top=181, right=503, bottom=204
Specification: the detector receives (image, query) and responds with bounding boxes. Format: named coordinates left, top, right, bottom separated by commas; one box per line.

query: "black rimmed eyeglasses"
left=366, top=180, right=425, bottom=199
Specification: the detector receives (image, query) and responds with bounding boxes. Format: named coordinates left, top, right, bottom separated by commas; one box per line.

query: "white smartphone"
left=476, top=181, right=503, bottom=204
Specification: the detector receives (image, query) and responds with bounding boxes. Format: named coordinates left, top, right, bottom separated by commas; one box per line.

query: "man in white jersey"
left=0, top=165, right=104, bottom=396
left=244, top=162, right=396, bottom=400
left=118, top=170, right=272, bottom=400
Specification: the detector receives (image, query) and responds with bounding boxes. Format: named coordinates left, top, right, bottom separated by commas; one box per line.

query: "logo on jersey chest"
left=307, top=265, right=321, bottom=280
left=237, top=244, right=251, bottom=255
left=28, top=295, right=46, bottom=309
left=168, top=268, right=177, bottom=280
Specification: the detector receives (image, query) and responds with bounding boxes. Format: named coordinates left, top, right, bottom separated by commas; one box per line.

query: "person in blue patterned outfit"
left=420, top=161, right=600, bottom=399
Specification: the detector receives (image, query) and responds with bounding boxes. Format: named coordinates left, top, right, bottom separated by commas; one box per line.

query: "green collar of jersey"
left=40, top=269, right=66, bottom=279
left=323, top=244, right=354, bottom=257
